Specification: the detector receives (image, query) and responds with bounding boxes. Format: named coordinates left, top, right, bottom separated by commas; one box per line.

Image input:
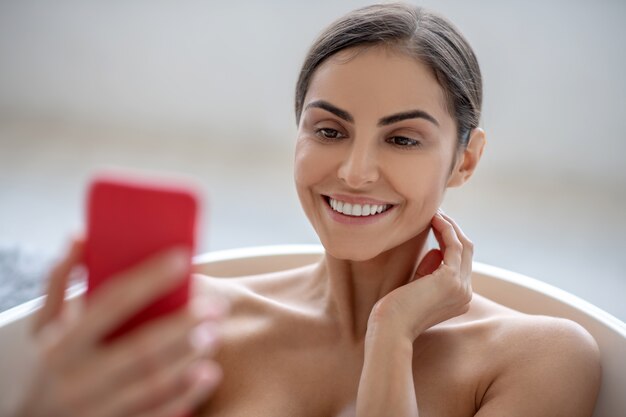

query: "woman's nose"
left=337, top=141, right=380, bottom=188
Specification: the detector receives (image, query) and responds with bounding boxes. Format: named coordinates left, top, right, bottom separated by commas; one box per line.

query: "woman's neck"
left=315, top=231, right=430, bottom=341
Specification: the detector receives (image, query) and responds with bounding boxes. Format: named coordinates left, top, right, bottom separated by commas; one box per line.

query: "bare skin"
left=194, top=243, right=600, bottom=416
left=194, top=46, right=600, bottom=416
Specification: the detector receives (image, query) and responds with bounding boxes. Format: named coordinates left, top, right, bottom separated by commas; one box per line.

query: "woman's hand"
left=15, top=238, right=227, bottom=417
left=367, top=210, right=474, bottom=342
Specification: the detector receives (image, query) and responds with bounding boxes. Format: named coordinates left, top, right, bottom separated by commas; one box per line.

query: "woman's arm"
left=356, top=328, right=417, bottom=417
left=356, top=211, right=474, bottom=417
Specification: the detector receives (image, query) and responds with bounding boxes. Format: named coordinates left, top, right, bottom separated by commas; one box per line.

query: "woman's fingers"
left=95, top=357, right=221, bottom=417
left=431, top=212, right=462, bottom=270
left=63, top=247, right=190, bottom=358
left=439, top=211, right=474, bottom=279
left=431, top=217, right=445, bottom=256
left=33, top=237, right=84, bottom=334
left=374, top=211, right=475, bottom=338
left=56, top=296, right=225, bottom=416
left=135, top=362, right=222, bottom=417
left=99, top=297, right=224, bottom=392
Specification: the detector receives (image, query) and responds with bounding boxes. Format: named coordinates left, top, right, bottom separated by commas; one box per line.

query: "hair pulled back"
left=295, top=3, right=482, bottom=148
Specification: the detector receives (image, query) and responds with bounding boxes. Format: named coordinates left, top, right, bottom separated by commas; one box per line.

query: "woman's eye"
left=315, top=128, right=344, bottom=141
left=386, top=136, right=421, bottom=148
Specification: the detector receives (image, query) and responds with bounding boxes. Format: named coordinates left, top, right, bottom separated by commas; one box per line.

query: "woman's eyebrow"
left=305, top=100, right=354, bottom=123
left=378, top=110, right=439, bottom=127
left=305, top=100, right=439, bottom=127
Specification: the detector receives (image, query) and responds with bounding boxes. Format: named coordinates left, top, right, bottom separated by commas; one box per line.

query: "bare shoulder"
left=467, top=296, right=602, bottom=417
left=468, top=295, right=601, bottom=366
left=192, top=263, right=317, bottom=308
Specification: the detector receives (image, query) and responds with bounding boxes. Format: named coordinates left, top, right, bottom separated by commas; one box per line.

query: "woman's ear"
left=446, top=128, right=486, bottom=188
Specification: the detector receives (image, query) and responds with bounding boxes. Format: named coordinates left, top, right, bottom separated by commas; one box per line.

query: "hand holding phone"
left=15, top=172, right=223, bottom=417
left=85, top=171, right=200, bottom=342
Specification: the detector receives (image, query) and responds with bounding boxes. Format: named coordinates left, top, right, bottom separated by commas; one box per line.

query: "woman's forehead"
left=304, top=46, right=450, bottom=124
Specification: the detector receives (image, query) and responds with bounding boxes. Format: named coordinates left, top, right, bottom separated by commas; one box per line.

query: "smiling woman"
left=196, top=4, right=599, bottom=416
left=13, top=3, right=601, bottom=417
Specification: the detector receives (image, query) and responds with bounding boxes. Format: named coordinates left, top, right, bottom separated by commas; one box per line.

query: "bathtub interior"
left=0, top=245, right=624, bottom=416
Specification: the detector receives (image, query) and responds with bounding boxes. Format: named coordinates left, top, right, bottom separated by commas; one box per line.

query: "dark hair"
left=294, top=3, right=482, bottom=148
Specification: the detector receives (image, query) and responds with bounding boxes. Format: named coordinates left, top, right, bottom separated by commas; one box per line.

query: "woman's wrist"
left=358, top=317, right=418, bottom=417
left=364, top=318, right=415, bottom=356
left=367, top=299, right=429, bottom=344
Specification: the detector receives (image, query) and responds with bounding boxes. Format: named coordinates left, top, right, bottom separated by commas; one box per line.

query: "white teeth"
left=328, top=198, right=390, bottom=217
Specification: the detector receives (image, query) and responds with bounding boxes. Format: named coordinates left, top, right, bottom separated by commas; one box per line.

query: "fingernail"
left=189, top=322, right=217, bottom=352
left=187, top=362, right=220, bottom=388
left=166, top=248, right=189, bottom=276
left=195, top=363, right=221, bottom=388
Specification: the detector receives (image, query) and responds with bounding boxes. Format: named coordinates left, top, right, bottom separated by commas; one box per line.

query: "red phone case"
left=85, top=172, right=200, bottom=343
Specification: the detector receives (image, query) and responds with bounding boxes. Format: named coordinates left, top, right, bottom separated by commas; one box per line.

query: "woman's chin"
left=321, top=239, right=384, bottom=262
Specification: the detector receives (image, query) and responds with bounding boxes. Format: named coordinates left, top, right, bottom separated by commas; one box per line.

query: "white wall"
left=1, top=0, right=625, bottom=186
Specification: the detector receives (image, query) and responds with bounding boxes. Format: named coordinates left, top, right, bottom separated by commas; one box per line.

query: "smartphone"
left=84, top=171, right=201, bottom=343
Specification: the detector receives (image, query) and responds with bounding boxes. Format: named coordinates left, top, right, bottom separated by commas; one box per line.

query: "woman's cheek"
left=399, top=164, right=446, bottom=216
left=294, top=139, right=331, bottom=187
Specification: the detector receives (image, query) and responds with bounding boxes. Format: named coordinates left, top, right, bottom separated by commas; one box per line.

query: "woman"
left=16, top=3, right=601, bottom=417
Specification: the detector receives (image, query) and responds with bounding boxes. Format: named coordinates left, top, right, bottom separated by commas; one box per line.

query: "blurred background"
left=0, top=0, right=624, bottom=320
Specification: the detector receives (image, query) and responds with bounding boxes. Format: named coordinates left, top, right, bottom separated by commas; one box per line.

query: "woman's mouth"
left=323, top=195, right=394, bottom=218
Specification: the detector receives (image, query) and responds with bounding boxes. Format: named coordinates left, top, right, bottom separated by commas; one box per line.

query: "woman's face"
left=294, top=46, right=461, bottom=261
